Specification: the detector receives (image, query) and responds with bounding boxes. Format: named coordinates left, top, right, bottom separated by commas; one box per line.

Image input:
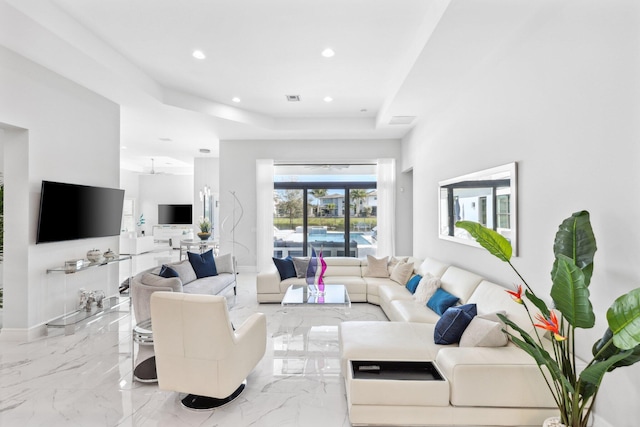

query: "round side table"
left=133, top=319, right=157, bottom=383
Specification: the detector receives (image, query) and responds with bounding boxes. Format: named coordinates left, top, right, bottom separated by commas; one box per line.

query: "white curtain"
left=376, top=158, right=396, bottom=257
left=256, top=159, right=274, bottom=273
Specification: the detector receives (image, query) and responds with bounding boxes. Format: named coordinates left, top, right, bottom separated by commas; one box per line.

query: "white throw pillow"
left=364, top=255, right=390, bottom=278
left=459, top=312, right=508, bottom=347
left=387, top=256, right=409, bottom=275
left=413, top=273, right=441, bottom=304
left=292, top=257, right=310, bottom=278
left=390, top=262, right=415, bottom=285
left=214, top=253, right=234, bottom=274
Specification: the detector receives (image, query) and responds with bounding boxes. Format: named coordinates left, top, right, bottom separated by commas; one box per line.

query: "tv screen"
left=158, top=204, right=192, bottom=225
left=36, top=181, right=125, bottom=244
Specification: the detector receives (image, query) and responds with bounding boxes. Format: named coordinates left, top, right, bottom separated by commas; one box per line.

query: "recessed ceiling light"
left=286, top=95, right=301, bottom=102
left=192, top=50, right=206, bottom=59
left=321, top=48, right=335, bottom=58
left=360, top=109, right=368, bottom=113
left=324, top=96, right=333, bottom=103
left=121, top=146, right=127, bottom=150
left=199, top=148, right=211, bottom=154
left=232, top=97, right=241, bottom=103
left=158, top=137, right=172, bottom=142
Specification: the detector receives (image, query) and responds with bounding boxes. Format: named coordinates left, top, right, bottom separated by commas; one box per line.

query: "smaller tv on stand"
left=158, top=204, right=192, bottom=225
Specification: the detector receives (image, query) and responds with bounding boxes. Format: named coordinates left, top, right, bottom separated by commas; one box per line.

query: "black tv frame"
left=36, top=180, right=125, bottom=244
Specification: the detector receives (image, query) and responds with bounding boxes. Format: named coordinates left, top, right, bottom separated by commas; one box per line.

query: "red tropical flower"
left=506, top=284, right=523, bottom=304
left=533, top=311, right=566, bottom=341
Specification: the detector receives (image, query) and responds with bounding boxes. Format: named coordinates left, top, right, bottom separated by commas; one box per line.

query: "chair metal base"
left=180, top=380, right=247, bottom=410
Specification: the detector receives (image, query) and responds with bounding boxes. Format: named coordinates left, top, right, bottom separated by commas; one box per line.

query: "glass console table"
left=46, top=255, right=132, bottom=334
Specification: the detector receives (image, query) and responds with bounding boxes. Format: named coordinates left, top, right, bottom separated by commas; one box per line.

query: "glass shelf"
left=46, top=255, right=132, bottom=274
left=47, top=296, right=129, bottom=329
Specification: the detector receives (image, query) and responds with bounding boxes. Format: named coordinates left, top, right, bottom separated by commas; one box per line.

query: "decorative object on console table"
left=317, top=248, right=327, bottom=294
left=87, top=249, right=101, bottom=263
left=103, top=248, right=116, bottom=261
left=198, top=217, right=212, bottom=240
left=457, top=211, right=640, bottom=427
left=137, top=213, right=146, bottom=236
left=306, top=247, right=318, bottom=294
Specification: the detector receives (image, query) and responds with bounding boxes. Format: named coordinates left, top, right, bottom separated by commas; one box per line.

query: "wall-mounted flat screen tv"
left=158, top=204, right=192, bottom=225
left=36, top=181, right=125, bottom=244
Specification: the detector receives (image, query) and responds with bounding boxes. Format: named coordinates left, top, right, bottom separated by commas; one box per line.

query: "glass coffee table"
left=281, top=284, right=351, bottom=308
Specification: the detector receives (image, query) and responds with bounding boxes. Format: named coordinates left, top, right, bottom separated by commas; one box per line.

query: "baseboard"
left=0, top=323, right=47, bottom=342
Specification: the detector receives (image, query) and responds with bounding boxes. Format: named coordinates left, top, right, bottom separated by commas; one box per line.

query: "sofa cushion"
left=292, top=257, right=310, bottom=278
left=417, top=257, right=449, bottom=278
left=183, top=273, right=236, bottom=295
left=273, top=256, right=296, bottom=280
left=434, top=304, right=477, bottom=345
left=405, top=274, right=422, bottom=293
left=436, top=344, right=558, bottom=408
left=188, top=249, right=218, bottom=278
left=159, top=264, right=179, bottom=278
left=387, top=256, right=408, bottom=275
left=364, top=255, right=390, bottom=278
left=214, top=253, right=234, bottom=274
left=427, top=288, right=460, bottom=315
left=387, top=299, right=442, bottom=323
left=439, top=266, right=484, bottom=304
left=140, top=272, right=182, bottom=290
left=467, top=280, right=536, bottom=336
left=459, top=314, right=508, bottom=347
left=166, top=260, right=197, bottom=285
left=390, top=262, right=414, bottom=285
left=414, top=274, right=441, bottom=304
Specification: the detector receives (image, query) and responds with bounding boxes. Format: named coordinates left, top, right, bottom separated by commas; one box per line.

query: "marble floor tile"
left=0, top=250, right=388, bottom=427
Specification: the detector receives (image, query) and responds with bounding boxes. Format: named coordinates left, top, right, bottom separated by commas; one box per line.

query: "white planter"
left=543, top=417, right=566, bottom=427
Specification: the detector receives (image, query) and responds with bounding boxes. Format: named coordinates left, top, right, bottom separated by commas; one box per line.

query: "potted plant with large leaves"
left=457, top=211, right=640, bottom=427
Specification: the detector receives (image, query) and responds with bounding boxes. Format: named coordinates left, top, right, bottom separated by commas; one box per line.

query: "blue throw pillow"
left=405, top=274, right=422, bottom=294
left=273, top=256, right=296, bottom=280
left=158, top=264, right=179, bottom=278
left=427, top=288, right=460, bottom=315
left=188, top=249, right=217, bottom=278
left=434, top=304, right=477, bottom=345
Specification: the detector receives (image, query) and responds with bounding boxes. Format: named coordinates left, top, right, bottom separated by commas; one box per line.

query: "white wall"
left=137, top=173, right=194, bottom=234
left=0, top=46, right=121, bottom=339
left=219, top=139, right=409, bottom=270
left=402, top=1, right=639, bottom=425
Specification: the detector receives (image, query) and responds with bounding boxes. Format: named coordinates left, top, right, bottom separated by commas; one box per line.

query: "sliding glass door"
left=273, top=183, right=376, bottom=258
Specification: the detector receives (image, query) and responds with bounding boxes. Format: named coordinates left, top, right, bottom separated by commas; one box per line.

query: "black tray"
left=351, top=360, right=444, bottom=381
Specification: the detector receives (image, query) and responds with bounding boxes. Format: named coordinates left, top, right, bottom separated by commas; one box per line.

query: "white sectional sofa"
left=257, top=256, right=564, bottom=426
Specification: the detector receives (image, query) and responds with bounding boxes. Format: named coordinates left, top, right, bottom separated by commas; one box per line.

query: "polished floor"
left=0, top=249, right=388, bottom=427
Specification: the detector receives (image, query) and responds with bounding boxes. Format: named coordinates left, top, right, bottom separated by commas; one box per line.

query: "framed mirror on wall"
left=438, top=162, right=518, bottom=256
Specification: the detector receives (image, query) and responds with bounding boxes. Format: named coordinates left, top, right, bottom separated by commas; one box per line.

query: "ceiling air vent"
left=389, top=116, right=416, bottom=125
left=286, top=95, right=301, bottom=102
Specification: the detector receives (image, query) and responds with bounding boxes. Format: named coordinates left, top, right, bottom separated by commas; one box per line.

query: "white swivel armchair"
left=150, top=292, right=267, bottom=410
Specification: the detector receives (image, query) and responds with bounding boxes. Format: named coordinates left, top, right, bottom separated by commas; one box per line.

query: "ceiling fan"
left=142, top=158, right=167, bottom=175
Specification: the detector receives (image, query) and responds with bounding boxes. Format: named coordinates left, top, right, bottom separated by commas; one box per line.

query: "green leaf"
left=525, top=289, right=550, bottom=318
left=592, top=328, right=617, bottom=360
left=552, top=211, right=596, bottom=287
left=550, top=255, right=595, bottom=329
left=611, top=343, right=640, bottom=369
left=607, top=288, right=640, bottom=350
left=499, top=314, right=574, bottom=393
left=455, top=221, right=512, bottom=262
left=579, top=350, right=632, bottom=399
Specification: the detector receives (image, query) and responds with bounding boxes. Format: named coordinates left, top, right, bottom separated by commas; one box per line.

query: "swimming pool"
left=307, top=232, right=371, bottom=245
